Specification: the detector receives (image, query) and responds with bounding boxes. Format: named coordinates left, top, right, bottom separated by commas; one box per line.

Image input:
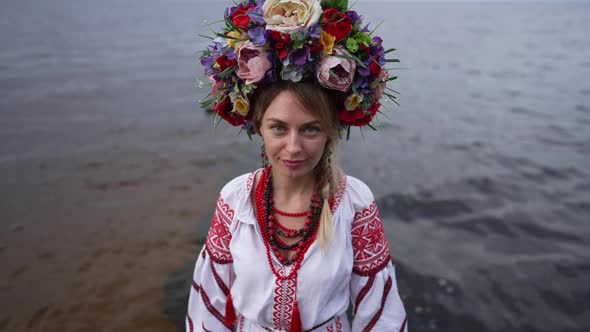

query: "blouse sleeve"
left=186, top=193, right=236, bottom=332
left=348, top=180, right=408, bottom=332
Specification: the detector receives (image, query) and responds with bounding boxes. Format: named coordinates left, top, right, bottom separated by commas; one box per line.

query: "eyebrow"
left=265, top=118, right=321, bottom=126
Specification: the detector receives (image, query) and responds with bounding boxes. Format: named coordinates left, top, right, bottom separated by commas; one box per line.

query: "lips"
left=282, top=159, right=304, bottom=169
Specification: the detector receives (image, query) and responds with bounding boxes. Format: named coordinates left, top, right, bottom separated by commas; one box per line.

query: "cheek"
left=308, top=140, right=328, bottom=159
left=263, top=139, right=282, bottom=158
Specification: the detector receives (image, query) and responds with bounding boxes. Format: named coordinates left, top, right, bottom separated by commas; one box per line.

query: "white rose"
left=262, top=0, right=322, bottom=33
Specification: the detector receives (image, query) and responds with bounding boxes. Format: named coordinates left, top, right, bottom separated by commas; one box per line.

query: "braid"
left=316, top=145, right=340, bottom=252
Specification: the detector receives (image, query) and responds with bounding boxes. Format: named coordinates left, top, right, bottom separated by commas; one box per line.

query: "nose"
left=285, top=131, right=302, bottom=155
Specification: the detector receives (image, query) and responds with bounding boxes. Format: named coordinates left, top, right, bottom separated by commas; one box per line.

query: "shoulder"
left=219, top=170, right=259, bottom=200
left=344, top=175, right=376, bottom=212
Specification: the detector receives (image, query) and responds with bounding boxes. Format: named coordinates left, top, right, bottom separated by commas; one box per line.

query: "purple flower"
left=281, top=64, right=303, bottom=82
left=354, top=77, right=371, bottom=94
left=200, top=55, right=214, bottom=75
left=248, top=26, right=267, bottom=47
left=308, top=23, right=322, bottom=39
left=347, top=11, right=362, bottom=26
left=357, top=66, right=370, bottom=77
left=225, top=6, right=238, bottom=20
left=361, top=23, right=370, bottom=33
left=248, top=6, right=265, bottom=26
left=288, top=46, right=310, bottom=66
left=225, top=47, right=237, bottom=60
left=370, top=37, right=386, bottom=65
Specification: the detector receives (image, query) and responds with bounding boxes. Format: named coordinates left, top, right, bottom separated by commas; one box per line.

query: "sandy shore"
left=0, top=144, right=246, bottom=331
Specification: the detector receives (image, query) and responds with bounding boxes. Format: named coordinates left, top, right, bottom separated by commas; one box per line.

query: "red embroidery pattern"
left=239, top=315, right=245, bottom=332
left=186, top=315, right=194, bottom=332
left=354, top=274, right=376, bottom=315
left=326, top=316, right=343, bottom=332
left=205, top=196, right=234, bottom=264
left=210, top=258, right=229, bottom=296
left=272, top=273, right=296, bottom=330
left=329, top=175, right=348, bottom=214
left=192, top=280, right=233, bottom=329
left=362, top=276, right=392, bottom=332
left=246, top=171, right=255, bottom=193
left=202, top=323, right=212, bottom=332
left=399, top=317, right=408, bottom=332
left=351, top=201, right=391, bottom=276
left=336, top=316, right=343, bottom=332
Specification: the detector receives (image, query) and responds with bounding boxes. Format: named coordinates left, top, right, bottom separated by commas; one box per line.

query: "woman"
left=188, top=1, right=407, bottom=331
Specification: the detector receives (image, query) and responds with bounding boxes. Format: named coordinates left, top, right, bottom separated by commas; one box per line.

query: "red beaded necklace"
left=272, top=207, right=310, bottom=217
left=254, top=165, right=321, bottom=272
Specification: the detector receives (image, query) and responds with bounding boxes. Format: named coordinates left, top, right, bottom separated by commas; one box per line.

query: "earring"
left=261, top=143, right=269, bottom=169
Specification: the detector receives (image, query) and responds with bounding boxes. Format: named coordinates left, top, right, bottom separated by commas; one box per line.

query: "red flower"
left=230, top=4, right=255, bottom=29
left=309, top=40, right=323, bottom=53
left=216, top=54, right=236, bottom=72
left=213, top=96, right=245, bottom=126
left=357, top=44, right=370, bottom=56
left=339, top=102, right=380, bottom=126
left=214, top=95, right=230, bottom=114
left=369, top=56, right=382, bottom=76
left=322, top=8, right=352, bottom=42
left=270, top=31, right=291, bottom=60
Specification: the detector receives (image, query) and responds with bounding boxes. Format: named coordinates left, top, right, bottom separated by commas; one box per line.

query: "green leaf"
left=369, top=20, right=384, bottom=36
left=376, top=109, right=392, bottom=121
left=202, top=19, right=225, bottom=28
left=367, top=123, right=377, bottom=131
left=198, top=34, right=214, bottom=40
left=321, top=0, right=349, bottom=11
left=224, top=16, right=238, bottom=31
left=332, top=53, right=367, bottom=69
left=384, top=48, right=396, bottom=54
left=347, top=0, right=360, bottom=10
left=386, top=59, right=400, bottom=63
left=346, top=125, right=351, bottom=140
left=218, top=66, right=235, bottom=78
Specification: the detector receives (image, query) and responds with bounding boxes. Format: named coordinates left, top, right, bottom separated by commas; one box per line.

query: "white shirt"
left=186, top=169, right=408, bottom=332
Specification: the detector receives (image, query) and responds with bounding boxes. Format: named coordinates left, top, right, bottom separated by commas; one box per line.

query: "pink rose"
left=236, top=41, right=272, bottom=84
left=209, top=75, right=223, bottom=96
left=372, top=70, right=388, bottom=102
left=316, top=46, right=356, bottom=92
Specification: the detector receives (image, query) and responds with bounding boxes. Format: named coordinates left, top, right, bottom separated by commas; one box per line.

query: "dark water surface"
left=1, top=0, right=589, bottom=331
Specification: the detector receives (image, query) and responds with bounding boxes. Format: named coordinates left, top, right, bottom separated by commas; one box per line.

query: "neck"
left=270, top=169, right=316, bottom=203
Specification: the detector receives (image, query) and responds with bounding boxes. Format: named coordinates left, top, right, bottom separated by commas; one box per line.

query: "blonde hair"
left=253, top=80, right=342, bottom=251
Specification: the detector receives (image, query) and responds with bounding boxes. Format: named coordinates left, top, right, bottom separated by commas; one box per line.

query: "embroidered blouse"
left=186, top=169, right=408, bottom=332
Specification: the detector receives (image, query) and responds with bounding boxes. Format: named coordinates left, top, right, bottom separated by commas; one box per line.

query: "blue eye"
left=304, top=126, right=320, bottom=134
left=270, top=125, right=285, bottom=133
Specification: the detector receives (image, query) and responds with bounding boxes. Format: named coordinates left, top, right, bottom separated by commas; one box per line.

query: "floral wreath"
left=199, top=0, right=399, bottom=139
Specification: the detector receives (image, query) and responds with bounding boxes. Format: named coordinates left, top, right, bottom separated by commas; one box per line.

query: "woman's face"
left=260, top=90, right=328, bottom=180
